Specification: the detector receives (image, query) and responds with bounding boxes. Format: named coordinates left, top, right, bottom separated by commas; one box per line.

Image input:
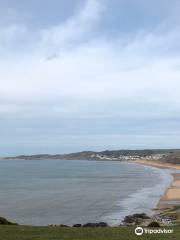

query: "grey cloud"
left=1, top=0, right=180, bottom=155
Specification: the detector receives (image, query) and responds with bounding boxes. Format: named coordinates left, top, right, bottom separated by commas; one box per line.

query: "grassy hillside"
left=0, top=226, right=179, bottom=240
left=4, top=149, right=180, bottom=160
left=160, top=152, right=180, bottom=164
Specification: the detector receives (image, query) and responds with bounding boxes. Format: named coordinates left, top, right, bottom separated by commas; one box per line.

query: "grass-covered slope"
left=0, top=226, right=180, bottom=240
left=160, top=152, right=180, bottom=164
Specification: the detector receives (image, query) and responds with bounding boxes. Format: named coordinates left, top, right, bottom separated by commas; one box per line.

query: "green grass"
left=0, top=226, right=180, bottom=240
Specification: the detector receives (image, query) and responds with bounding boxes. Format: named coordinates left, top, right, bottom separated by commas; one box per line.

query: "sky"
left=1, top=0, right=180, bottom=156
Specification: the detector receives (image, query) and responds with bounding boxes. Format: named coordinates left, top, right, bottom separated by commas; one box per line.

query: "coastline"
left=1, top=159, right=161, bottom=226
left=0, top=159, right=173, bottom=226
left=131, top=159, right=180, bottom=170
left=158, top=173, right=180, bottom=210
left=0, top=158, right=179, bottom=226
left=131, top=160, right=180, bottom=211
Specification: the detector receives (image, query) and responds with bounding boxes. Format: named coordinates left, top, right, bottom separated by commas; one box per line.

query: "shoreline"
left=131, top=160, right=180, bottom=211
left=158, top=173, right=180, bottom=210
left=130, top=159, right=180, bottom=170
left=0, top=158, right=179, bottom=226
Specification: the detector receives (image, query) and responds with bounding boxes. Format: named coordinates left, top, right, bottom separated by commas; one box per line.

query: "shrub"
left=148, top=221, right=160, bottom=227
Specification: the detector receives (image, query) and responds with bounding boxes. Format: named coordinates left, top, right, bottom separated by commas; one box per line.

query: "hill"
left=3, top=149, right=180, bottom=161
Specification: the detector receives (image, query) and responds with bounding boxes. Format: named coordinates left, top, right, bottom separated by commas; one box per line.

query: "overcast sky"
left=1, top=0, right=180, bottom=155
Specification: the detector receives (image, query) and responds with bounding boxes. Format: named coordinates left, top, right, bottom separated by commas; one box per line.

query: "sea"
left=0, top=159, right=172, bottom=226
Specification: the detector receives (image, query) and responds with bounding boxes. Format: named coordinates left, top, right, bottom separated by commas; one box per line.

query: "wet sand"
left=132, top=159, right=180, bottom=170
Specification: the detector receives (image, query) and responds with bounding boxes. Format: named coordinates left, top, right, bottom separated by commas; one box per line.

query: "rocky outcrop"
left=123, top=213, right=150, bottom=225
left=82, top=222, right=108, bottom=227
left=0, top=216, right=17, bottom=225
left=49, top=222, right=108, bottom=228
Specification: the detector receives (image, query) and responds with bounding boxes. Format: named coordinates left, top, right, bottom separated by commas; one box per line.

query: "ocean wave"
left=103, top=165, right=173, bottom=226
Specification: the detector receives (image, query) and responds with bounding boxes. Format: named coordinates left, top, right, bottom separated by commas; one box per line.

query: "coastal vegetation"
left=0, top=210, right=180, bottom=240
left=0, top=225, right=180, bottom=240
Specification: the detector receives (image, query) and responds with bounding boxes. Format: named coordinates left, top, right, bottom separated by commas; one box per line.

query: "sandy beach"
left=158, top=173, right=180, bottom=209
left=132, top=160, right=180, bottom=210
left=132, top=159, right=180, bottom=170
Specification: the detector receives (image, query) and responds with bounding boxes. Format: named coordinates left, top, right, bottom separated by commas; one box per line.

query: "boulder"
left=123, top=213, right=150, bottom=224
left=82, top=222, right=108, bottom=227
left=83, top=223, right=97, bottom=227
left=73, top=224, right=82, bottom=227
left=96, top=222, right=108, bottom=227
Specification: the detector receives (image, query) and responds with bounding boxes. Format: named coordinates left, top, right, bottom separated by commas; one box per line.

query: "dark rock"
left=132, top=213, right=150, bottom=219
left=96, top=222, right=108, bottom=227
left=0, top=216, right=17, bottom=225
left=123, top=213, right=150, bottom=224
left=73, top=224, right=82, bottom=227
left=123, top=215, right=135, bottom=224
left=83, top=223, right=97, bottom=227
left=82, top=222, right=108, bottom=227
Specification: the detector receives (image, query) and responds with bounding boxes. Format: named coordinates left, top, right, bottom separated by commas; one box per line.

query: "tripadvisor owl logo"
left=134, top=226, right=173, bottom=236
left=135, top=227, right=144, bottom=236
